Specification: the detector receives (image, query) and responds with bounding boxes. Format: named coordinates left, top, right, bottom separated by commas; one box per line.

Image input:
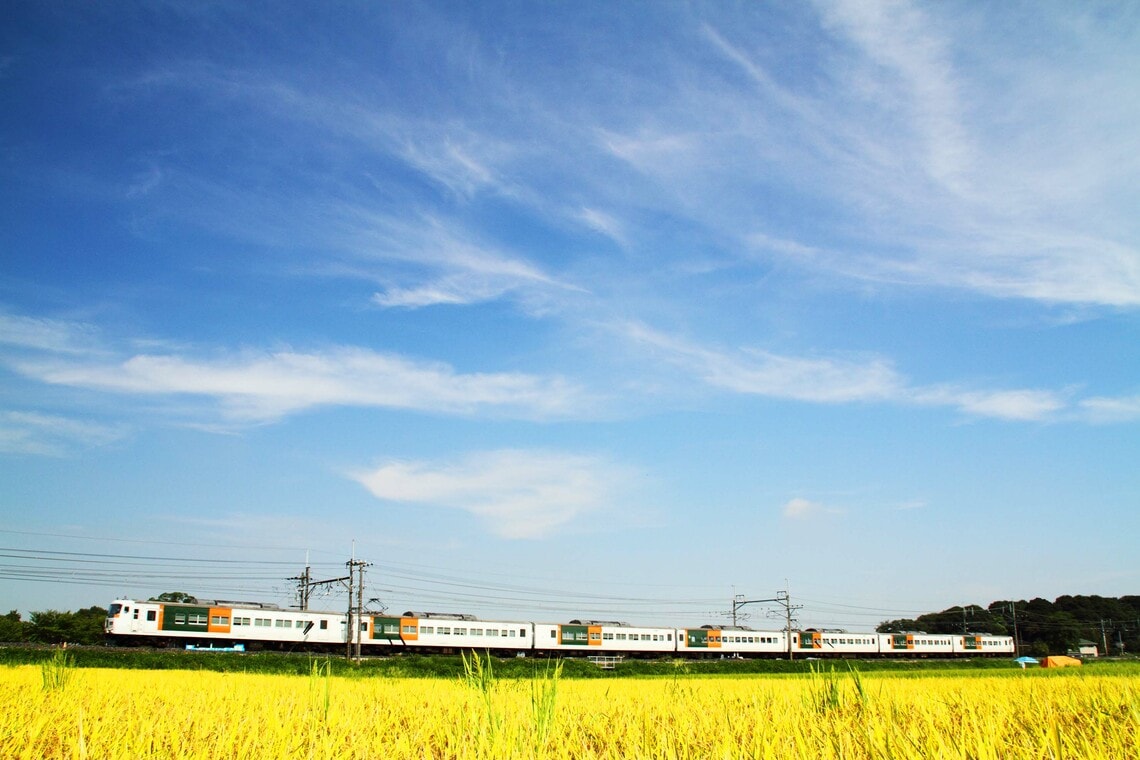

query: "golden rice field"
left=3, top=660, right=1137, bottom=759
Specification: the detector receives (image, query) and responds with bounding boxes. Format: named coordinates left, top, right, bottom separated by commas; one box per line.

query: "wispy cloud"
left=352, top=449, right=635, bottom=539
left=620, top=321, right=1067, bottom=421
left=909, top=385, right=1066, bottom=422
left=0, top=313, right=106, bottom=356
left=782, top=497, right=842, bottom=520
left=0, top=411, right=127, bottom=456
left=13, top=347, right=587, bottom=424
left=1079, top=394, right=1140, bottom=424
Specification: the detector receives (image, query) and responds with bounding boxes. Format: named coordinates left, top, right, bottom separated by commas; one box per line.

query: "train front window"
left=108, top=604, right=123, bottom=616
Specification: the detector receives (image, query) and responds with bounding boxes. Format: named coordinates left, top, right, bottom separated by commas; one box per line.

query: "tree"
left=27, top=606, right=107, bottom=645
left=876, top=619, right=920, bottom=633
left=149, top=591, right=198, bottom=603
left=0, top=610, right=27, bottom=642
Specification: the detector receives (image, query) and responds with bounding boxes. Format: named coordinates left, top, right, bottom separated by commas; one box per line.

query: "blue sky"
left=2, top=2, right=1138, bottom=629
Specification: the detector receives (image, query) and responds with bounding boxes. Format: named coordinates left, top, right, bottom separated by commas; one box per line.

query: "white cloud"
left=621, top=322, right=902, bottom=404
left=783, top=497, right=824, bottom=519
left=0, top=313, right=104, bottom=356
left=0, top=411, right=127, bottom=456
left=352, top=449, right=633, bottom=539
left=620, top=320, right=1068, bottom=421
left=13, top=347, right=588, bottom=423
left=909, top=386, right=1066, bottom=422
left=1079, top=394, right=1140, bottom=424
left=815, top=0, right=972, bottom=192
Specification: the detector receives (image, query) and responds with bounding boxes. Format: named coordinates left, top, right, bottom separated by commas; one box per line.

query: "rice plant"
left=3, top=663, right=1137, bottom=758
left=40, top=648, right=75, bottom=692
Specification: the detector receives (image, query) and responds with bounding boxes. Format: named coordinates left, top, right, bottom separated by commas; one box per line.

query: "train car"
left=678, top=625, right=787, bottom=657
left=953, top=634, right=1015, bottom=655
left=793, top=629, right=880, bottom=657
left=105, top=598, right=346, bottom=649
left=533, top=620, right=677, bottom=655
left=369, top=611, right=533, bottom=653
left=876, top=632, right=956, bottom=656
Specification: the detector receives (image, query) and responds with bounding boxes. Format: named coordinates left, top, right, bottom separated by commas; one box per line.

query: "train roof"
left=402, top=611, right=478, bottom=621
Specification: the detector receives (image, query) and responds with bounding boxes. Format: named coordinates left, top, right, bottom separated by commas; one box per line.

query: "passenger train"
left=105, top=598, right=1014, bottom=657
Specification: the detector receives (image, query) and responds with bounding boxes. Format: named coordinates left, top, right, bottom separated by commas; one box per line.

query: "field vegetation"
left=0, top=644, right=1111, bottom=678
left=2, top=652, right=1137, bottom=758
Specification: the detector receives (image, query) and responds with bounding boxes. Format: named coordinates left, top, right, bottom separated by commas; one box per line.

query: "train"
left=104, top=597, right=1015, bottom=657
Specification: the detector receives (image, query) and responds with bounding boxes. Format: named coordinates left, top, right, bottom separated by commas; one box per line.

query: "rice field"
left=2, top=656, right=1137, bottom=759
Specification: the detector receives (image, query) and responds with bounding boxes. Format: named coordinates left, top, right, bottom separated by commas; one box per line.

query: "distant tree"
left=149, top=591, right=198, bottom=603
left=0, top=610, right=27, bottom=642
left=1041, top=611, right=1083, bottom=655
left=28, top=606, right=107, bottom=645
left=27, top=610, right=73, bottom=644
left=71, top=605, right=110, bottom=644
left=876, top=619, right=920, bottom=633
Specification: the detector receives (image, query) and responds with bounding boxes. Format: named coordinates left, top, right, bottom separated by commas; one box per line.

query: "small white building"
left=1070, top=639, right=1099, bottom=657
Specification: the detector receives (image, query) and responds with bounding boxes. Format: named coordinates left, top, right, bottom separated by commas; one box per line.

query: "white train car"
left=794, top=629, right=881, bottom=656
left=105, top=598, right=346, bottom=648
left=679, top=625, right=787, bottom=656
left=533, top=620, right=677, bottom=655
left=369, top=611, right=533, bottom=653
left=952, top=634, right=1015, bottom=655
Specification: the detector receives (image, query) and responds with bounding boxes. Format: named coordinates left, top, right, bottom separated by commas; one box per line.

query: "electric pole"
left=730, top=588, right=801, bottom=661
left=1009, top=602, right=1020, bottom=658
left=346, top=555, right=370, bottom=660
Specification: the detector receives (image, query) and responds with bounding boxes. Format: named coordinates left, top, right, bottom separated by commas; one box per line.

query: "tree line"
left=876, top=595, right=1140, bottom=657
left=0, top=607, right=107, bottom=645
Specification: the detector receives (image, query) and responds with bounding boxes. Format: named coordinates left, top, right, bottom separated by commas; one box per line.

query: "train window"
left=471, top=628, right=483, bottom=636
left=211, top=616, right=229, bottom=626
left=319, top=620, right=328, bottom=630
left=133, top=610, right=139, bottom=619
left=174, top=614, right=186, bottom=625
left=486, top=628, right=498, bottom=636
left=147, top=611, right=156, bottom=622
left=275, top=620, right=289, bottom=628
left=296, top=620, right=305, bottom=628
left=550, top=630, right=556, bottom=639
left=421, top=626, right=433, bottom=634
left=520, top=628, right=526, bottom=637
left=359, top=622, right=367, bottom=632
left=509, top=629, right=516, bottom=637
left=438, top=627, right=450, bottom=635
left=454, top=628, right=467, bottom=635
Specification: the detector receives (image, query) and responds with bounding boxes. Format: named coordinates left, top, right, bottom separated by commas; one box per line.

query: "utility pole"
left=289, top=558, right=348, bottom=613
left=1009, top=602, right=1020, bottom=658
left=730, top=588, right=801, bottom=661
left=1100, top=619, right=1109, bottom=658
left=345, top=554, right=371, bottom=661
